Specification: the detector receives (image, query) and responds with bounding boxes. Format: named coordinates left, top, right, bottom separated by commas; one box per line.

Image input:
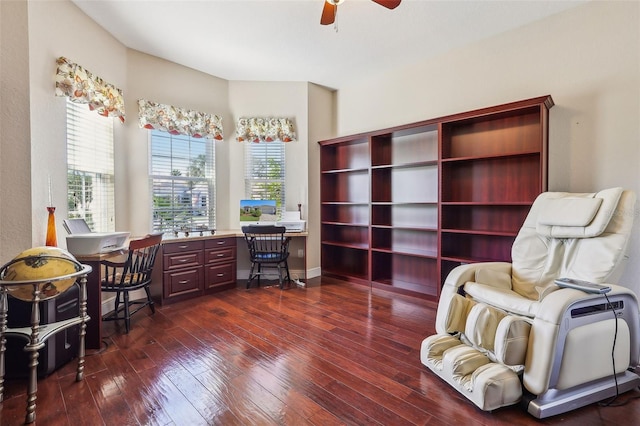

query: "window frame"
left=244, top=140, right=286, bottom=218
left=66, top=99, right=115, bottom=233
left=149, top=130, right=216, bottom=233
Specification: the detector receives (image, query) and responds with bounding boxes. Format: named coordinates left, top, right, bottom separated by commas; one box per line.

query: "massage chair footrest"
left=421, top=334, right=523, bottom=411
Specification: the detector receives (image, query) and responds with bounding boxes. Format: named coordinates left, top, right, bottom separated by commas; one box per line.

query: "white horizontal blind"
left=244, top=141, right=285, bottom=217
left=66, top=100, right=115, bottom=232
left=150, top=130, right=215, bottom=232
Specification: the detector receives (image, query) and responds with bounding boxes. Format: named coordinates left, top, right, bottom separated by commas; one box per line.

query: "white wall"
left=334, top=1, right=640, bottom=294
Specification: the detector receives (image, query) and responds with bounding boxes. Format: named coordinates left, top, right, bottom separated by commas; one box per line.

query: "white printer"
left=63, top=219, right=130, bottom=255
left=66, top=232, right=130, bottom=255
left=276, top=211, right=306, bottom=233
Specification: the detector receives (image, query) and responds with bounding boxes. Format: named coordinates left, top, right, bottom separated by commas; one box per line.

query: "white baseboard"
left=237, top=267, right=321, bottom=281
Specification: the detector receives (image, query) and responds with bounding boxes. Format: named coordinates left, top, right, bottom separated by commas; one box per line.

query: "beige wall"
left=3, top=1, right=332, bottom=279
left=334, top=1, right=640, bottom=294
left=0, top=0, right=32, bottom=258
left=26, top=0, right=128, bottom=254
left=3, top=0, right=638, bottom=292
left=228, top=81, right=309, bottom=227
left=307, top=83, right=337, bottom=277
left=123, top=50, right=231, bottom=233
left=228, top=81, right=330, bottom=277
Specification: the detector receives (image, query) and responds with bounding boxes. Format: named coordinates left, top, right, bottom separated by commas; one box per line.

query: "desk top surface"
left=72, top=229, right=308, bottom=260
left=163, top=229, right=308, bottom=242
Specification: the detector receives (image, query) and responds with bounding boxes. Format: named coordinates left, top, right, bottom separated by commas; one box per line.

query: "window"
left=150, top=130, right=215, bottom=232
left=66, top=100, right=115, bottom=232
left=245, top=141, right=285, bottom=216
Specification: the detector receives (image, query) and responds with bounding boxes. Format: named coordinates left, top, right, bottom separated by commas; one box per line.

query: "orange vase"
left=45, top=207, right=57, bottom=247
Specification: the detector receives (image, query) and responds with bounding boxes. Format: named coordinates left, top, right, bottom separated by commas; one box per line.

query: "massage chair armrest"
left=535, top=283, right=635, bottom=325
left=442, top=262, right=512, bottom=292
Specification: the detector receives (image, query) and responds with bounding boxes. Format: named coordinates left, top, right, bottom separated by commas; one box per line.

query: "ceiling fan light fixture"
left=321, top=0, right=400, bottom=27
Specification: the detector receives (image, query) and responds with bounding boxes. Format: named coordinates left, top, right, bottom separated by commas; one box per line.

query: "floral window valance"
left=55, top=57, right=126, bottom=123
left=236, top=117, right=296, bottom=143
left=138, top=99, right=224, bottom=140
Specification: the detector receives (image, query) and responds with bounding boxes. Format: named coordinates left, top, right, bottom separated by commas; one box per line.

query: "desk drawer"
left=205, top=247, right=235, bottom=264
left=164, top=251, right=203, bottom=270
left=164, top=240, right=204, bottom=254
left=164, top=267, right=203, bottom=298
left=205, top=237, right=236, bottom=249
left=205, top=263, right=236, bottom=290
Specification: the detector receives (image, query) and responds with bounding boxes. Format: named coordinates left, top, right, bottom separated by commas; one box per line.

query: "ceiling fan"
left=321, top=0, right=402, bottom=26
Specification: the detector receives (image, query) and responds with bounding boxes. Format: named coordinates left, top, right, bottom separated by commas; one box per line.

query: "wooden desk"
left=73, top=250, right=126, bottom=350
left=74, top=230, right=308, bottom=348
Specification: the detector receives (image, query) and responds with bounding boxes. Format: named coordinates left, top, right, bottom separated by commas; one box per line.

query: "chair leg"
left=247, top=262, right=256, bottom=289
left=123, top=291, right=131, bottom=334
left=257, top=263, right=261, bottom=287
left=113, top=290, right=121, bottom=317
left=277, top=264, right=284, bottom=289
left=284, top=260, right=291, bottom=283
left=144, top=286, right=155, bottom=314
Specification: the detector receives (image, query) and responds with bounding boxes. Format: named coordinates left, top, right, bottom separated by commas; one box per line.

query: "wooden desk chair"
left=242, top=225, right=291, bottom=289
left=101, top=233, right=162, bottom=333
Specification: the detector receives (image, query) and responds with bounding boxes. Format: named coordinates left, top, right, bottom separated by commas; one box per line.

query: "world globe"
left=0, top=246, right=81, bottom=301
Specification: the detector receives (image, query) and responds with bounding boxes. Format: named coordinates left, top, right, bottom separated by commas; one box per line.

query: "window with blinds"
left=244, top=141, right=285, bottom=217
left=150, top=130, right=216, bottom=232
left=66, top=99, right=115, bottom=232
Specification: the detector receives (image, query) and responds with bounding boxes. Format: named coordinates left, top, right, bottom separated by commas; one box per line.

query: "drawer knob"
left=217, top=253, right=225, bottom=257
left=178, top=259, right=188, bottom=263
left=217, top=241, right=225, bottom=245
left=216, top=273, right=225, bottom=277
left=178, top=280, right=189, bottom=284
left=179, top=245, right=188, bottom=249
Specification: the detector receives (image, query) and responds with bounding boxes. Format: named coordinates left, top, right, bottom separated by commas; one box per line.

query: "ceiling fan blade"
left=320, top=1, right=337, bottom=25
left=371, top=0, right=401, bottom=9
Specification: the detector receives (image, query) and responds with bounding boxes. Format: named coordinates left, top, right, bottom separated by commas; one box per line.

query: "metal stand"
left=0, top=263, right=91, bottom=424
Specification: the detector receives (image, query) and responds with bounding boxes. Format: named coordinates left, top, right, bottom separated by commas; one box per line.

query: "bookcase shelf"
left=319, top=95, right=553, bottom=300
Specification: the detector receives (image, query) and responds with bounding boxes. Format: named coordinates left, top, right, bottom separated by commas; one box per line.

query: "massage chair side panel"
left=523, top=286, right=640, bottom=418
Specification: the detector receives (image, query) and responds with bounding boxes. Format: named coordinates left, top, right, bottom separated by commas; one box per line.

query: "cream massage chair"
left=421, top=187, right=639, bottom=418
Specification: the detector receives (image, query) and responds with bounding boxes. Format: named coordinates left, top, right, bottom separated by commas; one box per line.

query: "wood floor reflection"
left=2, top=277, right=639, bottom=425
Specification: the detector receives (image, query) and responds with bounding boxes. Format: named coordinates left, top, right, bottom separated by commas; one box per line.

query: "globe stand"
left=0, top=257, right=91, bottom=424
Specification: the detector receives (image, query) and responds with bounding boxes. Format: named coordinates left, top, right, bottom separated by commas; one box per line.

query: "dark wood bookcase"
left=319, top=96, right=554, bottom=300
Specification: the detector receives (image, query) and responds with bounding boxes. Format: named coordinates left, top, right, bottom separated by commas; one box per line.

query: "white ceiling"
left=72, top=0, right=587, bottom=90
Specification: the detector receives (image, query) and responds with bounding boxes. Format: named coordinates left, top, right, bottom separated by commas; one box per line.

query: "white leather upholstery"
left=511, top=187, right=633, bottom=300
left=422, top=188, right=639, bottom=418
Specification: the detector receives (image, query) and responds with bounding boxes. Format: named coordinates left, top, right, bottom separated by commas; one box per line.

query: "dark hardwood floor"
left=2, top=277, right=639, bottom=425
